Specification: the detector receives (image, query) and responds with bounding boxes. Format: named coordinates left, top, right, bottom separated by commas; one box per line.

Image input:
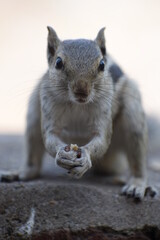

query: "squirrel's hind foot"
left=121, top=177, right=158, bottom=200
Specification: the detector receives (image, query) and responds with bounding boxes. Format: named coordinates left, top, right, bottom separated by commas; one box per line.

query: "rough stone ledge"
left=0, top=181, right=160, bottom=240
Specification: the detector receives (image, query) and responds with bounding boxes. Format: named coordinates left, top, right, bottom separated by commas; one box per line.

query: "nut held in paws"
left=70, top=144, right=78, bottom=151
left=64, top=144, right=82, bottom=158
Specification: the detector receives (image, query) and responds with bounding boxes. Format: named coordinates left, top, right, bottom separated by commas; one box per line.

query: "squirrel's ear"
left=47, top=26, right=61, bottom=64
left=95, top=27, right=106, bottom=56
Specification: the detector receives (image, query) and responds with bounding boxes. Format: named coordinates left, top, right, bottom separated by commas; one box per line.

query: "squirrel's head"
left=47, top=26, right=109, bottom=104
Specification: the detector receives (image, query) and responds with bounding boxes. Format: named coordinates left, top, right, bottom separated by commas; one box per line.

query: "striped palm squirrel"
left=3, top=27, right=157, bottom=200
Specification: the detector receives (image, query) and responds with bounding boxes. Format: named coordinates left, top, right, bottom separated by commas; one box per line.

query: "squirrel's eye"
left=55, top=57, right=63, bottom=69
left=99, top=59, right=105, bottom=71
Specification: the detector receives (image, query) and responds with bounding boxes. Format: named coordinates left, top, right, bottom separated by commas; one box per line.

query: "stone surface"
left=0, top=134, right=160, bottom=240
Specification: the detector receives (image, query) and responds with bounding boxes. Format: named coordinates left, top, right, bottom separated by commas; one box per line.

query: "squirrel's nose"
left=73, top=86, right=90, bottom=103
left=74, top=88, right=89, bottom=98
left=74, top=81, right=89, bottom=95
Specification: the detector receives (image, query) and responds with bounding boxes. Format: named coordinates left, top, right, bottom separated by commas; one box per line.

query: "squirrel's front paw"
left=68, top=148, right=92, bottom=179
left=56, top=145, right=83, bottom=170
left=121, top=177, right=157, bottom=200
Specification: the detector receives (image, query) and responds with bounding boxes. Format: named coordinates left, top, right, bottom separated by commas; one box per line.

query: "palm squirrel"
left=6, top=27, right=158, bottom=199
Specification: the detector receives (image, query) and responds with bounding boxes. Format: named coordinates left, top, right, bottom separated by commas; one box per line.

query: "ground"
left=0, top=134, right=160, bottom=240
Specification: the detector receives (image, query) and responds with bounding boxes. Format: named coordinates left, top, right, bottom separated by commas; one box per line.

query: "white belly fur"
left=54, top=103, right=99, bottom=146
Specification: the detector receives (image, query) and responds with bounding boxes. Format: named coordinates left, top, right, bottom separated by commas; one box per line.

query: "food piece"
left=64, top=144, right=82, bottom=158
left=70, top=144, right=78, bottom=151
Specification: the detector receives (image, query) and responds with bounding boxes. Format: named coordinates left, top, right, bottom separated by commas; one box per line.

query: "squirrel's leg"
left=19, top=87, right=45, bottom=180
left=120, top=81, right=156, bottom=199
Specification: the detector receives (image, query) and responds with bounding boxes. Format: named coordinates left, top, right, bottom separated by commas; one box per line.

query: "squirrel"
left=2, top=27, right=157, bottom=199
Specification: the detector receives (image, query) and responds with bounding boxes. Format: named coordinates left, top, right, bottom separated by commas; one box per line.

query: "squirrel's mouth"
left=74, top=91, right=89, bottom=103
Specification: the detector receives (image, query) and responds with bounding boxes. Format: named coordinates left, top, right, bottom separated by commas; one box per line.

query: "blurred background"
left=0, top=0, right=160, bottom=134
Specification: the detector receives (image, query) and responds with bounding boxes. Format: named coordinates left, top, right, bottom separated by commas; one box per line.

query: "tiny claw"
left=146, top=186, right=158, bottom=198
